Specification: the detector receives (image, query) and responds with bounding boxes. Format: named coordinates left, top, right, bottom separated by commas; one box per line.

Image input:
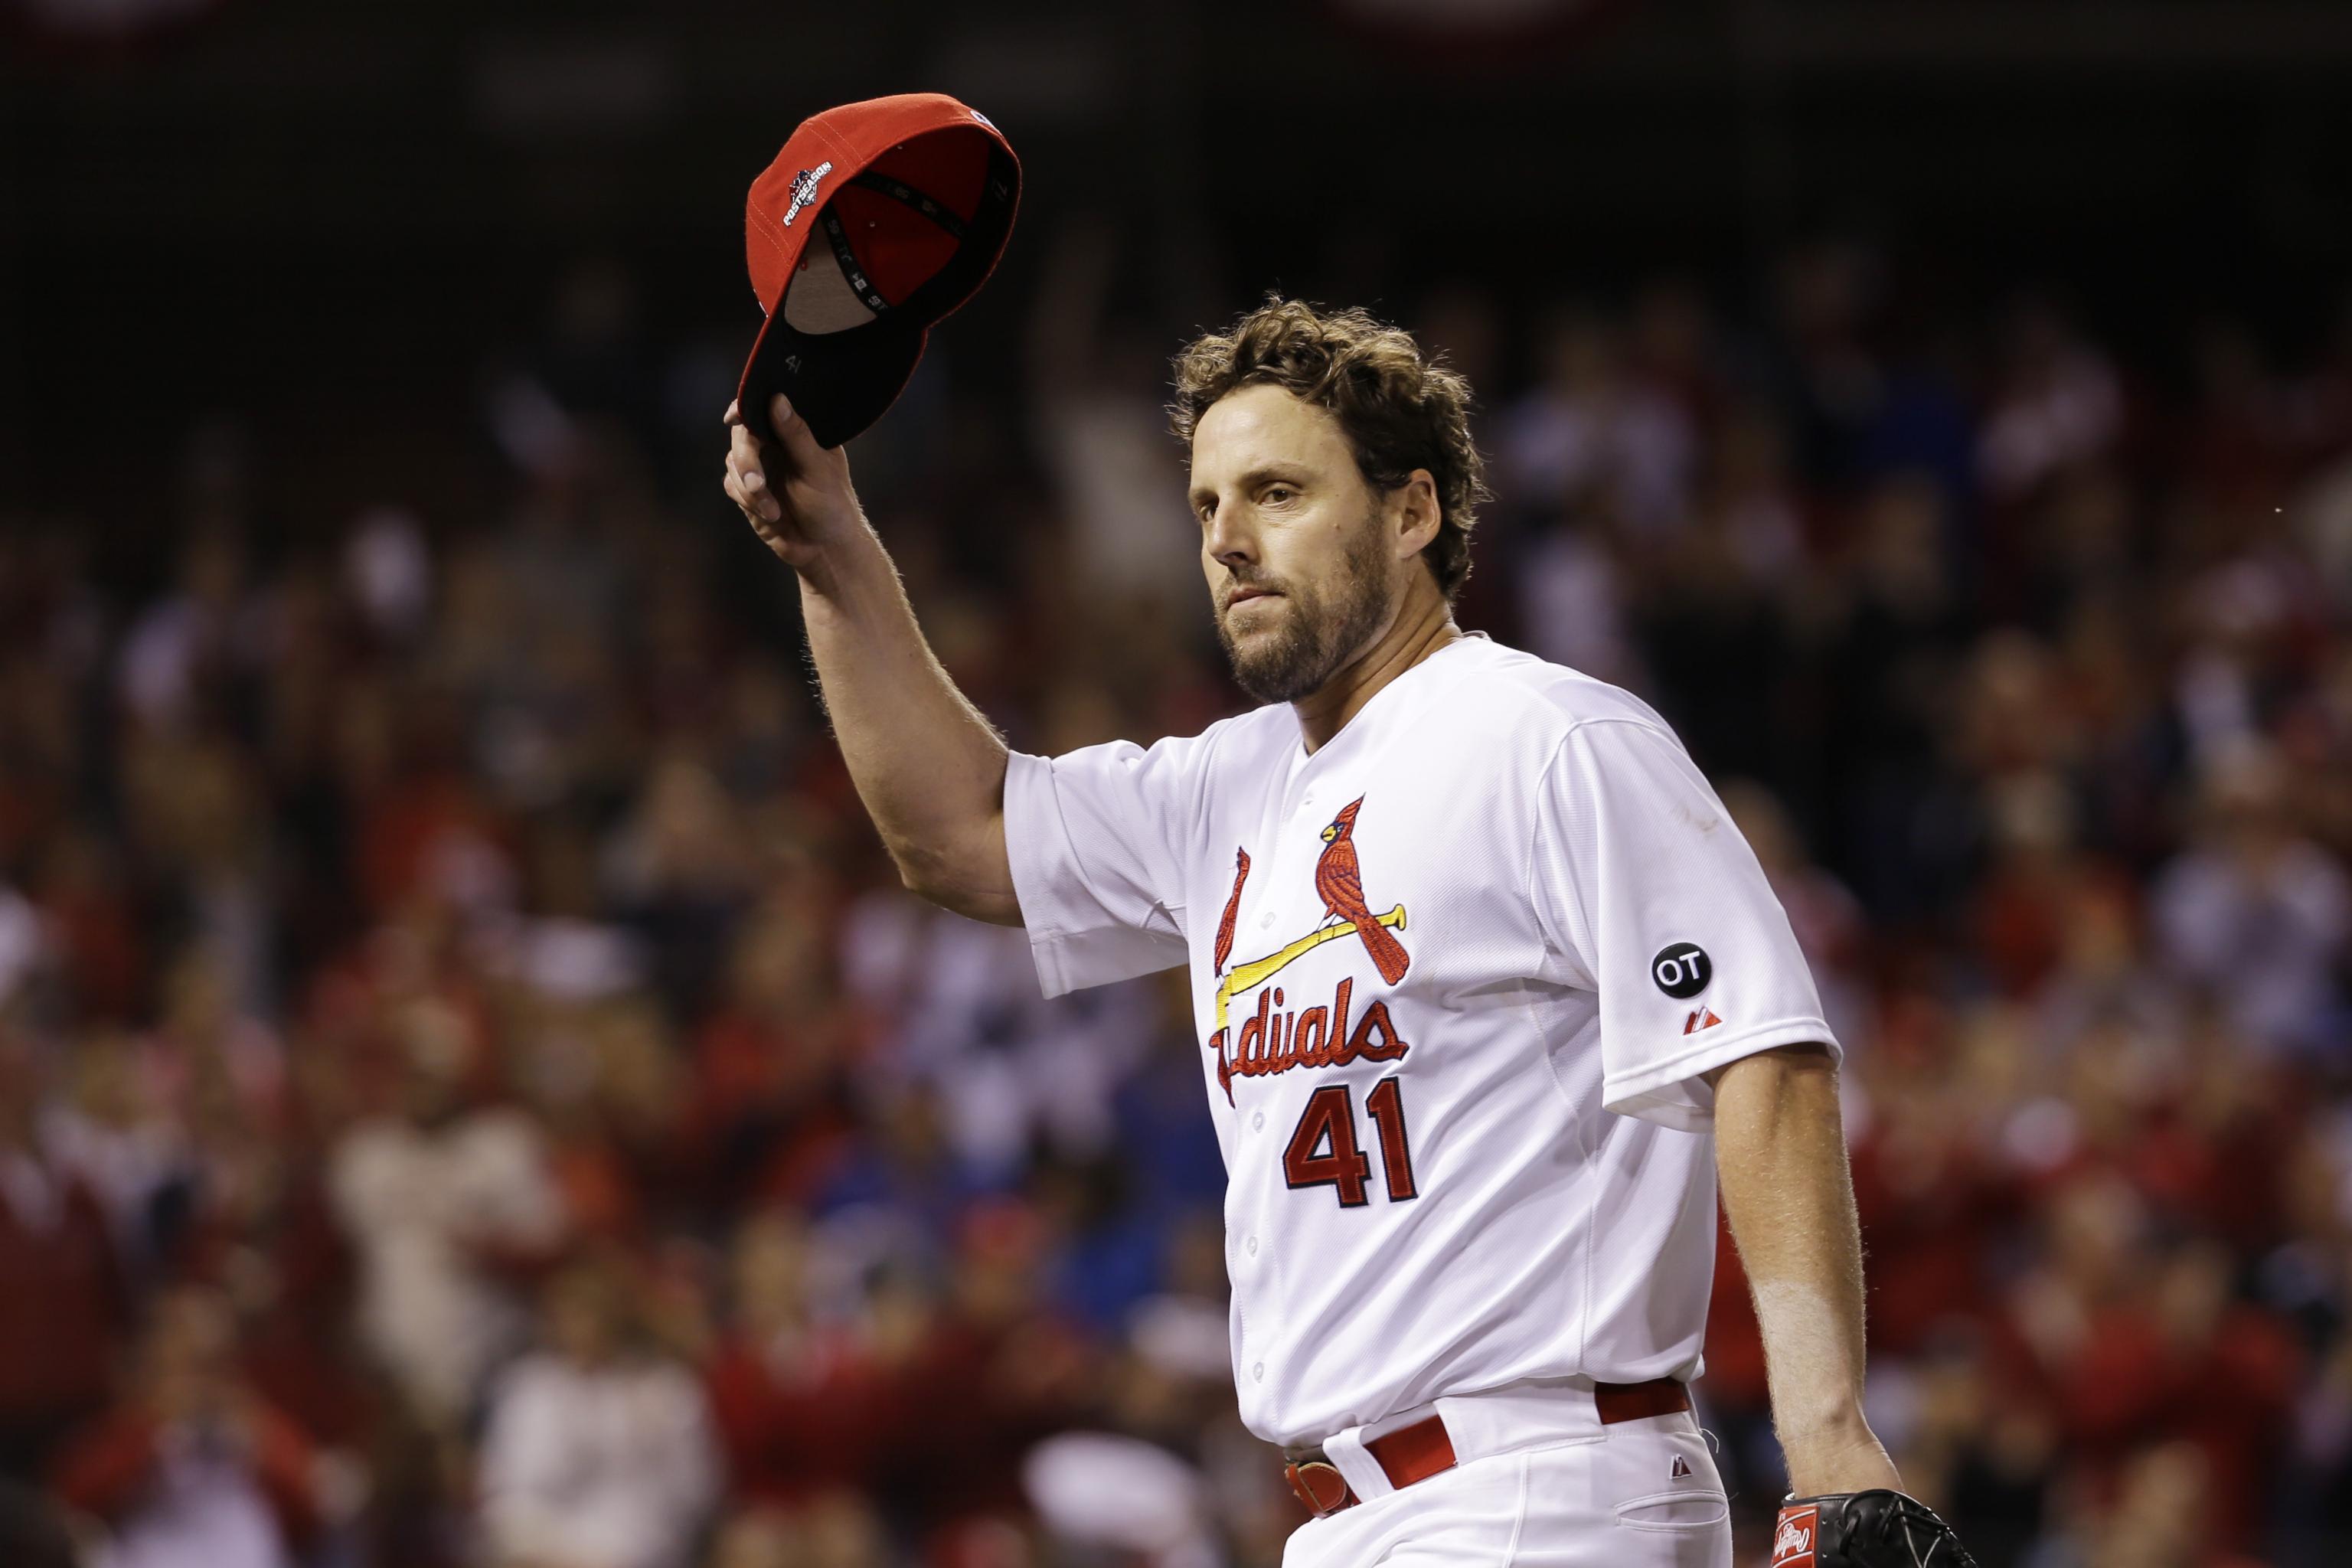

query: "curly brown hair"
left=1168, top=298, right=1490, bottom=601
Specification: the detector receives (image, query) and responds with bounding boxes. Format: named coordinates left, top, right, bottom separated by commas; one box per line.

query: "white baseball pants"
left=1280, top=1409, right=1732, bottom=1568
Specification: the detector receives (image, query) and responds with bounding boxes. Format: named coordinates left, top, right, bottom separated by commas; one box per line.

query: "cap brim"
left=738, top=309, right=930, bottom=450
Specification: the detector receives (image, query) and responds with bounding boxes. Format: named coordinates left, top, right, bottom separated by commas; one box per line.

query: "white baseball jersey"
left=1002, top=633, right=1837, bottom=1446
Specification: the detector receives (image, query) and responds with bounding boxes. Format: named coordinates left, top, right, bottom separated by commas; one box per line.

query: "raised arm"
left=1707, top=1044, right=1902, bottom=1498
left=723, top=393, right=1019, bottom=924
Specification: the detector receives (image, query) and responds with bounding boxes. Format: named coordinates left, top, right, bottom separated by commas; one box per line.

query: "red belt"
left=1282, top=1377, right=1690, bottom=1519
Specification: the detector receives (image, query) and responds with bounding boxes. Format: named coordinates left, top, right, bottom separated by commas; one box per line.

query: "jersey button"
left=1260, top=911, right=1275, bottom=929
left=1252, top=1110, right=1265, bottom=1132
left=1246, top=1236, right=1258, bottom=1256
left=1252, top=1362, right=1265, bottom=1382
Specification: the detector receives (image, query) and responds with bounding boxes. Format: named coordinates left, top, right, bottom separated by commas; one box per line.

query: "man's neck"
left=1292, top=580, right=1462, bottom=753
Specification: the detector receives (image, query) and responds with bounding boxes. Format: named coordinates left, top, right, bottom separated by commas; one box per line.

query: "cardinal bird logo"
left=1203, top=805, right=1413, bottom=1103
left=1213, top=848, right=1251, bottom=976
left=1315, top=798, right=1411, bottom=985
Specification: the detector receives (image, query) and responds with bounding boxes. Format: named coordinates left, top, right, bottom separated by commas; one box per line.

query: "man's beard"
left=1214, top=521, right=1394, bottom=705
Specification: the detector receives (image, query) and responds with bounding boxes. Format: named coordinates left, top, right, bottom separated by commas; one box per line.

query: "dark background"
left=10, top=0, right=2352, bottom=564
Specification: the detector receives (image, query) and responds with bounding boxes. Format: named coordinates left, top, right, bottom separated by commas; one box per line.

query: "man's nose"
left=1203, top=504, right=1255, bottom=567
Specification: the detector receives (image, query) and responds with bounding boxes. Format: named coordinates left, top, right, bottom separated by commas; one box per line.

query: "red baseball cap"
left=738, top=93, right=1020, bottom=448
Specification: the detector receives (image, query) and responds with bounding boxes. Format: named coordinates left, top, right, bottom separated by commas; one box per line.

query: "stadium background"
left=5, top=2, right=2352, bottom=1564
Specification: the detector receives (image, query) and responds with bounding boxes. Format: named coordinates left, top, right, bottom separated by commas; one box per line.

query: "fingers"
left=740, top=466, right=778, bottom=522
left=729, top=420, right=769, bottom=485
left=725, top=423, right=781, bottom=522
left=729, top=415, right=764, bottom=462
left=724, top=455, right=779, bottom=524
left=722, top=428, right=778, bottom=523
left=721, top=396, right=821, bottom=534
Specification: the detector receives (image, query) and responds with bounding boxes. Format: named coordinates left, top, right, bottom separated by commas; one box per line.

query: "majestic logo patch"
left=1671, top=1455, right=1693, bottom=1478
left=1205, top=797, right=1412, bottom=1105
left=1771, top=1505, right=1818, bottom=1567
left=1682, top=1008, right=1723, bottom=1034
left=1651, top=942, right=1712, bottom=999
left=782, top=161, right=834, bottom=227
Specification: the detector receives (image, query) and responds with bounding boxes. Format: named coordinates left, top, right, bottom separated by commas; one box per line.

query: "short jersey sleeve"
left=1002, top=737, right=1202, bottom=998
left=1530, top=717, right=1838, bottom=1131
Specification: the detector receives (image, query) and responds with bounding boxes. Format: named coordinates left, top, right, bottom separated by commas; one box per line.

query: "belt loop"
left=1319, top=1426, right=1392, bottom=1504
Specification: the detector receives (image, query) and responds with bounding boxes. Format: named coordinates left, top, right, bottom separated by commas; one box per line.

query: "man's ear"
left=1391, top=469, right=1442, bottom=560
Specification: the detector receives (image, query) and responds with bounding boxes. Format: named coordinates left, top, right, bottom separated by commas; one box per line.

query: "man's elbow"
left=891, top=838, right=1023, bottom=927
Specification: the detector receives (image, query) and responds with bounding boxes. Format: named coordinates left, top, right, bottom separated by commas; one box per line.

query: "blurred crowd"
left=3, top=234, right=2352, bottom=1568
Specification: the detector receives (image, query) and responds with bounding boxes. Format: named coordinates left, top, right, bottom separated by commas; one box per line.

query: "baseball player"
left=721, top=299, right=1975, bottom=1566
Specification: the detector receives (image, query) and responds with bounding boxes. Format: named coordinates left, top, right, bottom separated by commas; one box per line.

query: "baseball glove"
left=1772, top=1490, right=1979, bottom=1567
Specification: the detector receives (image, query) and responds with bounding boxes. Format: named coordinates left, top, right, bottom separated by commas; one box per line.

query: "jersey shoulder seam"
left=1460, top=646, right=1680, bottom=740
left=1550, top=712, right=1681, bottom=744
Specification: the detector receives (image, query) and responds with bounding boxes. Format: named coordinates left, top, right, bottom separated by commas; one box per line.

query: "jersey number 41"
left=1282, top=1079, right=1418, bottom=1207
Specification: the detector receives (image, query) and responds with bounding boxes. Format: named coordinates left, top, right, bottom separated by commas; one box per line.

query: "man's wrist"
left=1780, top=1416, right=1902, bottom=1498
left=792, top=512, right=885, bottom=602
left=1777, top=1393, right=1873, bottom=1445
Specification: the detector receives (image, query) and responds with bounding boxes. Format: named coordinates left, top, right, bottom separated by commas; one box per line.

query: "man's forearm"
left=720, top=394, right=1019, bottom=922
left=798, top=524, right=1018, bottom=923
left=1710, top=1046, right=1901, bottom=1496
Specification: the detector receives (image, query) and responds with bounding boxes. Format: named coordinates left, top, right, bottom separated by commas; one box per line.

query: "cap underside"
left=743, top=123, right=1018, bottom=447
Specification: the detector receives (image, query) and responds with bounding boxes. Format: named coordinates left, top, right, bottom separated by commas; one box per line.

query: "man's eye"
left=1264, top=486, right=1295, bottom=505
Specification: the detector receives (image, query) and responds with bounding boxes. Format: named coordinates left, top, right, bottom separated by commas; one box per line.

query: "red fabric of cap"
left=822, top=181, right=962, bottom=303
left=739, top=93, right=1019, bottom=449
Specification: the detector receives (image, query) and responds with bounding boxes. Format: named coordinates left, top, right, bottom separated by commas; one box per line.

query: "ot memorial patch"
left=1651, top=942, right=1712, bottom=999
